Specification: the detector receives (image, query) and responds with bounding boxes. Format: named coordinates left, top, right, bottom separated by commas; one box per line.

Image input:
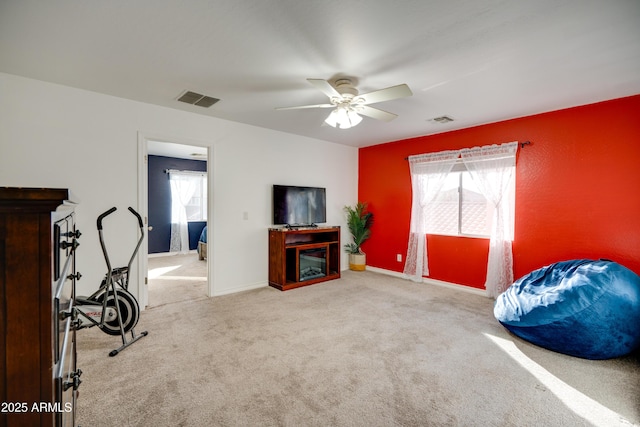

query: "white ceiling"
left=147, top=140, right=207, bottom=161
left=1, top=1, right=639, bottom=148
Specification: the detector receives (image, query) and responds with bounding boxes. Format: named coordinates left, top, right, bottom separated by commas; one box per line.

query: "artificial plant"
left=344, top=202, right=374, bottom=255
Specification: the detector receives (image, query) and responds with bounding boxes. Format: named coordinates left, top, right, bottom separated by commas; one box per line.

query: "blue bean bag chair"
left=494, top=259, right=640, bottom=359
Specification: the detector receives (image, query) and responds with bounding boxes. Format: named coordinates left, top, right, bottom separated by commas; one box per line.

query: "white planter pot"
left=349, top=253, right=366, bottom=271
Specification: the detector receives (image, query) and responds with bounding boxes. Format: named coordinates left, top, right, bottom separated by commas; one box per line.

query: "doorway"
left=137, top=134, right=212, bottom=308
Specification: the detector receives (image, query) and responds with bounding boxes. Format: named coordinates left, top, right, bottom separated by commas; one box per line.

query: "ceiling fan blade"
left=356, top=84, right=412, bottom=105
left=357, top=105, right=398, bottom=122
left=275, top=103, right=335, bottom=110
left=307, top=78, right=341, bottom=99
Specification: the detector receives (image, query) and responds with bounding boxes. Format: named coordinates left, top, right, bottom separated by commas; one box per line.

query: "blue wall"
left=148, top=155, right=207, bottom=254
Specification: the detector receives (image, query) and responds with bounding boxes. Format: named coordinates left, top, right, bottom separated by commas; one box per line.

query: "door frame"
left=137, top=131, right=213, bottom=308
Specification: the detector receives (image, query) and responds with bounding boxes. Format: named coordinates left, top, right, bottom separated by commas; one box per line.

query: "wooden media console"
left=268, top=226, right=341, bottom=291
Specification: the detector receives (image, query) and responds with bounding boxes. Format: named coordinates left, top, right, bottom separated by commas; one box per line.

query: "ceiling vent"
left=177, top=91, right=220, bottom=108
left=430, top=115, right=454, bottom=124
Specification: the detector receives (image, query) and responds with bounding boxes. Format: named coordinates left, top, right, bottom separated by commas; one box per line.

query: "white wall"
left=0, top=72, right=358, bottom=300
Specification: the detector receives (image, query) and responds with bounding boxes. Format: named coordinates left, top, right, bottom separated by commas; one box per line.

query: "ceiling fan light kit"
left=325, top=106, right=362, bottom=129
left=277, top=77, right=412, bottom=130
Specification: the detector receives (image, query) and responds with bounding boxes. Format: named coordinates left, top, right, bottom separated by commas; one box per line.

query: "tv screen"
left=273, top=185, right=326, bottom=226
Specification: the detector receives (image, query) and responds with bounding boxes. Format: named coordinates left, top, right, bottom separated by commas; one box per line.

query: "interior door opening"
left=138, top=137, right=211, bottom=309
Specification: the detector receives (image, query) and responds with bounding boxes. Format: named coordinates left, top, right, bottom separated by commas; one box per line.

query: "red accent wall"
left=359, top=94, right=640, bottom=290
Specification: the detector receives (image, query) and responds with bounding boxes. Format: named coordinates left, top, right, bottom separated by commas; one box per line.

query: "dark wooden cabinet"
left=268, top=227, right=340, bottom=291
left=0, top=188, right=79, bottom=427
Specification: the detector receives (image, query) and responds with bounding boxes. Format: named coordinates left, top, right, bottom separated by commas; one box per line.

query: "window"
left=425, top=163, right=514, bottom=239
left=404, top=142, right=518, bottom=294
left=184, top=174, right=207, bottom=221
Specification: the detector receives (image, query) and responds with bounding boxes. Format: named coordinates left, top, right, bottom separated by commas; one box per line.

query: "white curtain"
left=169, top=172, right=200, bottom=254
left=403, top=150, right=460, bottom=282
left=461, top=142, right=518, bottom=297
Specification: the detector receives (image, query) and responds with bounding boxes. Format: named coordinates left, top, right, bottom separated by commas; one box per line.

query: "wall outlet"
left=396, top=254, right=402, bottom=262
left=243, top=211, right=249, bottom=220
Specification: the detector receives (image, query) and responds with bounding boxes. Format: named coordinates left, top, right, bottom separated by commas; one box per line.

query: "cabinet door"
left=54, top=212, right=79, bottom=426
left=55, top=327, right=78, bottom=426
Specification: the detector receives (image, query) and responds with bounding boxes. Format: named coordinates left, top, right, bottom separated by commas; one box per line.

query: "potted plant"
left=344, top=202, right=373, bottom=271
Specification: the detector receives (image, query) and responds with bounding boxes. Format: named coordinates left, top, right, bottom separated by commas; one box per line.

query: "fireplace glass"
left=299, top=247, right=327, bottom=281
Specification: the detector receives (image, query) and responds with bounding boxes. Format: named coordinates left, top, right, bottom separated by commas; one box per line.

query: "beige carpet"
left=147, top=253, right=208, bottom=308
left=76, top=270, right=639, bottom=426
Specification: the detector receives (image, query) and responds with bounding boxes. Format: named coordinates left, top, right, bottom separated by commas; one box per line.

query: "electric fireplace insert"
left=299, top=247, right=327, bottom=281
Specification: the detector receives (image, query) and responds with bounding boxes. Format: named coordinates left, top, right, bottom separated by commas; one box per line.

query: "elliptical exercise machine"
left=75, top=206, right=148, bottom=356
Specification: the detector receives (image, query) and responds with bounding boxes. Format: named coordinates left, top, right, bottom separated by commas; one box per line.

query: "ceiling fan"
left=276, top=78, right=412, bottom=129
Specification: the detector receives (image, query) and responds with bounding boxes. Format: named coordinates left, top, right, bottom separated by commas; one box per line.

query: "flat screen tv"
left=273, top=185, right=326, bottom=227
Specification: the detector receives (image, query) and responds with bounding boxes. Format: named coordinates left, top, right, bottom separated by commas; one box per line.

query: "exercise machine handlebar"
left=128, top=206, right=144, bottom=229
left=126, top=207, right=145, bottom=278
left=97, top=207, right=117, bottom=230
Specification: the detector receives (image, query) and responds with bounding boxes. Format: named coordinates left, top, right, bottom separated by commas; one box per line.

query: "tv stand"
left=268, top=226, right=340, bottom=291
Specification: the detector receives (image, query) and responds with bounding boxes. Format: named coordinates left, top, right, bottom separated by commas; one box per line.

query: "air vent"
left=430, top=115, right=454, bottom=124
left=177, top=91, right=220, bottom=108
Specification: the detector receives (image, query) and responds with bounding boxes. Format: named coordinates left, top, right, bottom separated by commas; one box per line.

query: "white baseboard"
left=203, top=265, right=488, bottom=298
left=365, top=266, right=488, bottom=297
left=364, top=266, right=405, bottom=279
left=212, top=281, right=268, bottom=297
left=148, top=250, right=198, bottom=258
